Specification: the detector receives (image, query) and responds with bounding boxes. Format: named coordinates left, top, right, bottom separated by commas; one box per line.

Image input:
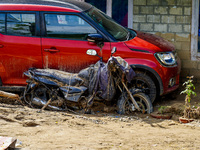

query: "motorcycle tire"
left=117, top=92, right=153, bottom=114
left=24, top=84, right=51, bottom=106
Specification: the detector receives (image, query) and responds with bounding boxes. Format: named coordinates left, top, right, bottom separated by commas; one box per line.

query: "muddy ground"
left=0, top=83, right=200, bottom=150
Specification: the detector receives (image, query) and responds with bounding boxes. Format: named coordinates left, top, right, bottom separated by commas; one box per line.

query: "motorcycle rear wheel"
left=117, top=92, right=153, bottom=114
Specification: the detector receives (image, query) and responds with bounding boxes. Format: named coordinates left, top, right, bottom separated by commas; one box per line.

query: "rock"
left=23, top=121, right=39, bottom=127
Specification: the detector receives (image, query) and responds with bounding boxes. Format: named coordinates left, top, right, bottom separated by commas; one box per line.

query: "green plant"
left=158, top=106, right=171, bottom=114
left=180, top=76, right=197, bottom=118
left=158, top=106, right=166, bottom=114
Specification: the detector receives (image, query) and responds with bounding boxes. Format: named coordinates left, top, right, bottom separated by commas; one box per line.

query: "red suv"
left=0, top=0, right=181, bottom=102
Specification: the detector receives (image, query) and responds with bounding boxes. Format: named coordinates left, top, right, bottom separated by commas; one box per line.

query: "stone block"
left=147, top=0, right=160, bottom=5
left=140, top=6, right=154, bottom=14
left=147, top=15, right=160, bottom=23
left=176, top=33, right=191, bottom=42
left=177, top=51, right=190, bottom=61
left=184, top=7, right=191, bottom=15
left=147, top=32, right=157, bottom=35
left=155, top=32, right=161, bottom=36
left=133, top=23, right=139, bottom=30
left=181, top=42, right=191, bottom=51
left=133, top=15, right=146, bottom=23
left=133, top=6, right=139, bottom=14
left=174, top=42, right=182, bottom=50
left=188, top=69, right=200, bottom=79
left=133, top=0, right=146, bottom=5
left=154, top=24, right=168, bottom=32
left=160, top=33, right=175, bottom=42
left=198, top=62, right=200, bottom=70
left=169, top=7, right=183, bottom=15
left=176, top=50, right=190, bottom=60
left=161, top=0, right=176, bottom=5
left=140, top=23, right=154, bottom=31
left=177, top=0, right=192, bottom=6
left=154, top=6, right=168, bottom=14
left=169, top=24, right=182, bottom=32
left=183, top=25, right=191, bottom=33
left=182, top=60, right=197, bottom=69
left=176, top=16, right=191, bottom=24
left=161, top=15, right=175, bottom=23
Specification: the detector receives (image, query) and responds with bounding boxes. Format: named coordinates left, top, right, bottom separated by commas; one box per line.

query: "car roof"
left=0, top=0, right=92, bottom=12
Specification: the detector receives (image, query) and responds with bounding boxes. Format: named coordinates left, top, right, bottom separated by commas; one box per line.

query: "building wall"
left=132, top=0, right=195, bottom=80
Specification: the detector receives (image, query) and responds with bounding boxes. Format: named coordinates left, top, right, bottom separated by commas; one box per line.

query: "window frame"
left=41, top=12, right=99, bottom=40
left=44, top=13, right=97, bottom=40
left=0, top=11, right=40, bottom=37
left=0, top=12, right=6, bottom=34
left=191, top=0, right=200, bottom=60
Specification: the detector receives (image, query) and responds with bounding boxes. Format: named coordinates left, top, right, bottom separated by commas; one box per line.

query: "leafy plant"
left=158, top=106, right=171, bottom=114
left=180, top=76, right=197, bottom=118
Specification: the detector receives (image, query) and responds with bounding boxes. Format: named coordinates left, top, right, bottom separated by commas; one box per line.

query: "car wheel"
left=131, top=71, right=156, bottom=103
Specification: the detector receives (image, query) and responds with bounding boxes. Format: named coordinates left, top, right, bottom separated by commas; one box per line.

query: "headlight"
left=155, top=52, right=176, bottom=66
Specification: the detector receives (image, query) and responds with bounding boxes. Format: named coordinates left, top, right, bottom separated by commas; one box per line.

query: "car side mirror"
left=87, top=33, right=104, bottom=48
left=87, top=33, right=104, bottom=43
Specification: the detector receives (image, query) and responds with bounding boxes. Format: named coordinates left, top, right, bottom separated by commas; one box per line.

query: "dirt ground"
left=0, top=83, right=200, bottom=150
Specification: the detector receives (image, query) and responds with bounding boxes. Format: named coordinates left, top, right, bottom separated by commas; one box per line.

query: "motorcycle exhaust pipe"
left=32, top=97, right=63, bottom=111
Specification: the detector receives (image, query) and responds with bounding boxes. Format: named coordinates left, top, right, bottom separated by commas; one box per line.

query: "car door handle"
left=0, top=44, right=4, bottom=48
left=44, top=48, right=60, bottom=53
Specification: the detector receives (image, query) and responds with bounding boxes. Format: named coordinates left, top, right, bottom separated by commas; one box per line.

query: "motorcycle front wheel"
left=117, top=92, right=153, bottom=115
left=24, top=83, right=51, bottom=106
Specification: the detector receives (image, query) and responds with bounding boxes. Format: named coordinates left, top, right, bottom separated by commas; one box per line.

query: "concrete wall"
left=132, top=0, right=195, bottom=81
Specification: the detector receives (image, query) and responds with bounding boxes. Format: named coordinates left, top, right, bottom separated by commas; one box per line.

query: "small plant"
left=158, top=106, right=171, bottom=114
left=158, top=106, right=167, bottom=114
left=180, top=76, right=197, bottom=118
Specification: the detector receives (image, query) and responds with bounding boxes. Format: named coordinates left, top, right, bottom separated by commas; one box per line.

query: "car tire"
left=131, top=71, right=156, bottom=103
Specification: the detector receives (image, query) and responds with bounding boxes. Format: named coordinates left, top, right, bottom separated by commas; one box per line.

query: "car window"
left=44, top=14, right=97, bottom=40
left=7, top=13, right=36, bottom=36
left=0, top=13, right=5, bottom=34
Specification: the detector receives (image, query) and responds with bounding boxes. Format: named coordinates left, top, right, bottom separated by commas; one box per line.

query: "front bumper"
left=160, top=57, right=181, bottom=96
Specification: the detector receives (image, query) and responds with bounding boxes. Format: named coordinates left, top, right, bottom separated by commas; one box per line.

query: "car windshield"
left=85, top=7, right=130, bottom=41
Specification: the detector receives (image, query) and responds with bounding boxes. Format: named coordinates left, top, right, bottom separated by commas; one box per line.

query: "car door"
left=0, top=12, right=42, bottom=85
left=41, top=12, right=111, bottom=73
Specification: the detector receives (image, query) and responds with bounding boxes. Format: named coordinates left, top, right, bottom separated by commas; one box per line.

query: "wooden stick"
left=0, top=90, right=24, bottom=105
left=40, top=98, right=52, bottom=112
left=0, top=90, right=19, bottom=99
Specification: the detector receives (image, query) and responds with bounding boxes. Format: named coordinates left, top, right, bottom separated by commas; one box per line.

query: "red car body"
left=0, top=0, right=181, bottom=102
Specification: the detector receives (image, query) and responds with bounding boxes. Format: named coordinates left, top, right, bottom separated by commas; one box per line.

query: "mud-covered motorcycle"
left=23, top=40, right=153, bottom=114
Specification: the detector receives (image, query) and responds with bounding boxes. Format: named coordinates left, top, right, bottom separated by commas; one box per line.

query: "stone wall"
left=132, top=0, right=195, bottom=80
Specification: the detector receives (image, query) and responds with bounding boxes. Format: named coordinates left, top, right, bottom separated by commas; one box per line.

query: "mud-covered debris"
left=23, top=120, right=40, bottom=127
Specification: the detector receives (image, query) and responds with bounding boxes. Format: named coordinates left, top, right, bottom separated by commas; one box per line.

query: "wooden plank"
left=0, top=90, right=19, bottom=99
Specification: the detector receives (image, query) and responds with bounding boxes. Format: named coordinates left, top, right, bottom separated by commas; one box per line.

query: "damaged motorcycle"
left=23, top=41, right=153, bottom=114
